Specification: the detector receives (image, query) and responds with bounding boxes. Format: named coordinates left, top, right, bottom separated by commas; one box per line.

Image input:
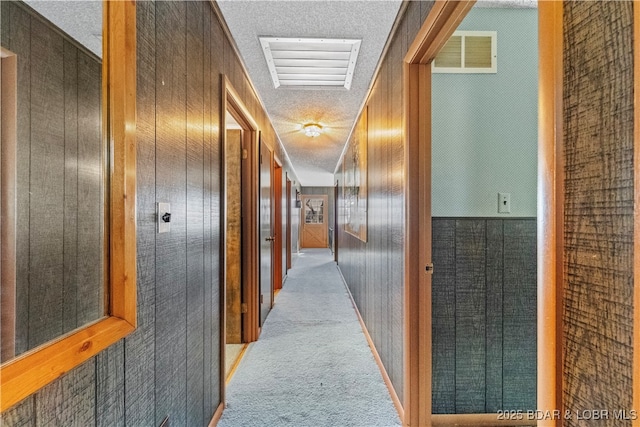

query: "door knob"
left=265, top=236, right=275, bottom=242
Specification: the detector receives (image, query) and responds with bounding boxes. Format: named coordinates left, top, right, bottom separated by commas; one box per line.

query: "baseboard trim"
left=208, top=402, right=225, bottom=427
left=432, top=413, right=537, bottom=426
left=335, top=265, right=405, bottom=422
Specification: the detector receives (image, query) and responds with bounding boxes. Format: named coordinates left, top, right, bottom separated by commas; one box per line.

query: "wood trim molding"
left=0, top=0, right=136, bottom=412
left=537, top=2, right=563, bottom=425
left=221, top=75, right=261, bottom=411
left=1, top=52, right=17, bottom=362
left=405, top=0, right=476, bottom=65
left=403, top=61, right=432, bottom=427
left=208, top=402, right=226, bottom=427
left=634, top=2, right=640, bottom=426
left=403, top=3, right=474, bottom=426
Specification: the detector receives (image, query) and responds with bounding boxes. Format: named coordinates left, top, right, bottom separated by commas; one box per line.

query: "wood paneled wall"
left=1, top=0, right=300, bottom=424
left=336, top=1, right=435, bottom=403
left=562, top=1, right=635, bottom=421
left=1, top=1, right=104, bottom=359
left=431, top=218, right=536, bottom=414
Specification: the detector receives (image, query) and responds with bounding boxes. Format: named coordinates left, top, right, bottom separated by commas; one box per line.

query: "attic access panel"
left=259, top=37, right=362, bottom=89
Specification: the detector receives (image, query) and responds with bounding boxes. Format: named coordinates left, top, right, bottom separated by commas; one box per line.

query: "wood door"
left=273, top=162, right=283, bottom=292
left=285, top=177, right=292, bottom=270
left=259, top=139, right=273, bottom=326
left=300, top=195, right=328, bottom=248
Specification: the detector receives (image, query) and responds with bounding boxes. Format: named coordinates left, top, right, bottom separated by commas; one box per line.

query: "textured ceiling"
left=217, top=0, right=402, bottom=186
left=24, top=0, right=102, bottom=58
left=28, top=0, right=536, bottom=187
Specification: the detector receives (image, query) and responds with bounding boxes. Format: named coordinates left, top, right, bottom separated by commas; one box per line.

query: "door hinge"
left=260, top=294, right=264, bottom=304
left=425, top=263, right=434, bottom=274
left=241, top=303, right=248, bottom=313
left=260, top=154, right=263, bottom=164
left=242, top=149, right=248, bottom=159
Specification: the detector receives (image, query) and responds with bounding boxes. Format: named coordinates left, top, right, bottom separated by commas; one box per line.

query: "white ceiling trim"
left=260, top=37, right=362, bottom=89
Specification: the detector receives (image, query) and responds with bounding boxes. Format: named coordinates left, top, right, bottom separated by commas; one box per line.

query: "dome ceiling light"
left=303, top=124, right=323, bottom=137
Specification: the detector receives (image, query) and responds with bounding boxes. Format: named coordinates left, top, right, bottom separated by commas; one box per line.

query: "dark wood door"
left=259, top=139, right=273, bottom=326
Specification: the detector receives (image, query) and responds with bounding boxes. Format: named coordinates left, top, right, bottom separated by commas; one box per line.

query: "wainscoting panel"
left=431, top=217, right=536, bottom=414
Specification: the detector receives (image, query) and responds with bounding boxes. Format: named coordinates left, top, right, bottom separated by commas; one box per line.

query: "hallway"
left=218, top=249, right=400, bottom=427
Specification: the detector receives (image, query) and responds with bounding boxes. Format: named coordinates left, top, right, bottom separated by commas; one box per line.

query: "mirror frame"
left=0, top=0, right=137, bottom=412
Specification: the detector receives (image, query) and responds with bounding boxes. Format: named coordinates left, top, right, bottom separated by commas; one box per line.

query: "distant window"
left=433, top=31, right=497, bottom=74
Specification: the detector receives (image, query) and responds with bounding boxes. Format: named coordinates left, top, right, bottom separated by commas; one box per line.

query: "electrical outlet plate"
left=158, top=202, right=170, bottom=233
left=498, top=193, right=511, bottom=213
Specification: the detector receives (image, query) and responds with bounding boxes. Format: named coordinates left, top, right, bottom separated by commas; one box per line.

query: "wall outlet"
left=498, top=193, right=511, bottom=213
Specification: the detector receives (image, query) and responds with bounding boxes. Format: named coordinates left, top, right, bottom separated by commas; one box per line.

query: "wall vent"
left=433, top=31, right=497, bottom=74
left=259, top=37, right=361, bottom=89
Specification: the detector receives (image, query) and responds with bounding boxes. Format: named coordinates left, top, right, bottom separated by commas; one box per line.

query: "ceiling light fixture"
left=304, top=124, right=323, bottom=137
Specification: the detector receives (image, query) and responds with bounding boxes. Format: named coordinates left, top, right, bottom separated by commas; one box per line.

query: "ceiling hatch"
left=259, top=37, right=362, bottom=89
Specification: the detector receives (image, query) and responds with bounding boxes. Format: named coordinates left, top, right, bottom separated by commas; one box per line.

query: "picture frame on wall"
left=343, top=106, right=367, bottom=242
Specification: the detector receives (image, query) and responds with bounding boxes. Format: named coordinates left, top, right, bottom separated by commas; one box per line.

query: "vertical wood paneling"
left=62, top=40, right=79, bottom=333
left=503, top=220, right=536, bottom=410
left=185, top=2, right=206, bottom=425
left=35, top=359, right=95, bottom=426
left=563, top=1, right=634, bottom=421
left=0, top=396, right=35, bottom=427
left=96, top=340, right=125, bottom=427
left=485, top=220, right=503, bottom=412
left=202, top=6, right=214, bottom=417
left=209, top=5, right=224, bottom=410
left=76, top=51, right=103, bottom=326
left=431, top=219, right=456, bottom=413
left=431, top=218, right=536, bottom=414
left=124, top=2, right=157, bottom=425
left=454, top=220, right=486, bottom=413
left=8, top=1, right=32, bottom=357
left=28, top=15, right=65, bottom=350
left=154, top=1, right=188, bottom=424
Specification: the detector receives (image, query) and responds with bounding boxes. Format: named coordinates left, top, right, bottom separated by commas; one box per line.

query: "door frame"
left=286, top=175, right=292, bottom=271
left=403, top=3, right=474, bottom=425
left=221, top=75, right=260, bottom=402
left=300, top=194, right=329, bottom=249
left=273, top=158, right=283, bottom=292
left=403, top=1, right=596, bottom=426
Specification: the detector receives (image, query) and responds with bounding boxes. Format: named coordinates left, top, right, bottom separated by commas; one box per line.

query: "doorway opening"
left=221, top=76, right=260, bottom=390
left=403, top=1, right=542, bottom=425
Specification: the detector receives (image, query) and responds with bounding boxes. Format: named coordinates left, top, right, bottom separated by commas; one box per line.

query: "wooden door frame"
left=221, top=75, right=260, bottom=403
left=537, top=2, right=563, bottom=424
left=403, top=2, right=600, bottom=426
left=286, top=175, right=292, bottom=270
left=403, top=3, right=475, bottom=425
left=300, top=194, right=329, bottom=249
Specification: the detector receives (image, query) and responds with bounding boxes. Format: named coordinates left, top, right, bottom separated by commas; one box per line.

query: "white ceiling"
left=217, top=0, right=403, bottom=186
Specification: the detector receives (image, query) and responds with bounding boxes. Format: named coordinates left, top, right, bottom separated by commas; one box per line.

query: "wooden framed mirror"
left=0, top=0, right=136, bottom=411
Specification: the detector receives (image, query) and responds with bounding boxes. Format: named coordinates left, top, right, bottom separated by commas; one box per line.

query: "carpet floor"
left=217, top=248, right=401, bottom=427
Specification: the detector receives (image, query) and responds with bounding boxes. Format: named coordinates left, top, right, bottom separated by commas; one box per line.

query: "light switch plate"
left=158, top=202, right=171, bottom=233
left=498, top=193, right=511, bottom=214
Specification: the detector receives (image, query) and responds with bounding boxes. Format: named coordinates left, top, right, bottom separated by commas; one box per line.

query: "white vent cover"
left=259, top=37, right=361, bottom=89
